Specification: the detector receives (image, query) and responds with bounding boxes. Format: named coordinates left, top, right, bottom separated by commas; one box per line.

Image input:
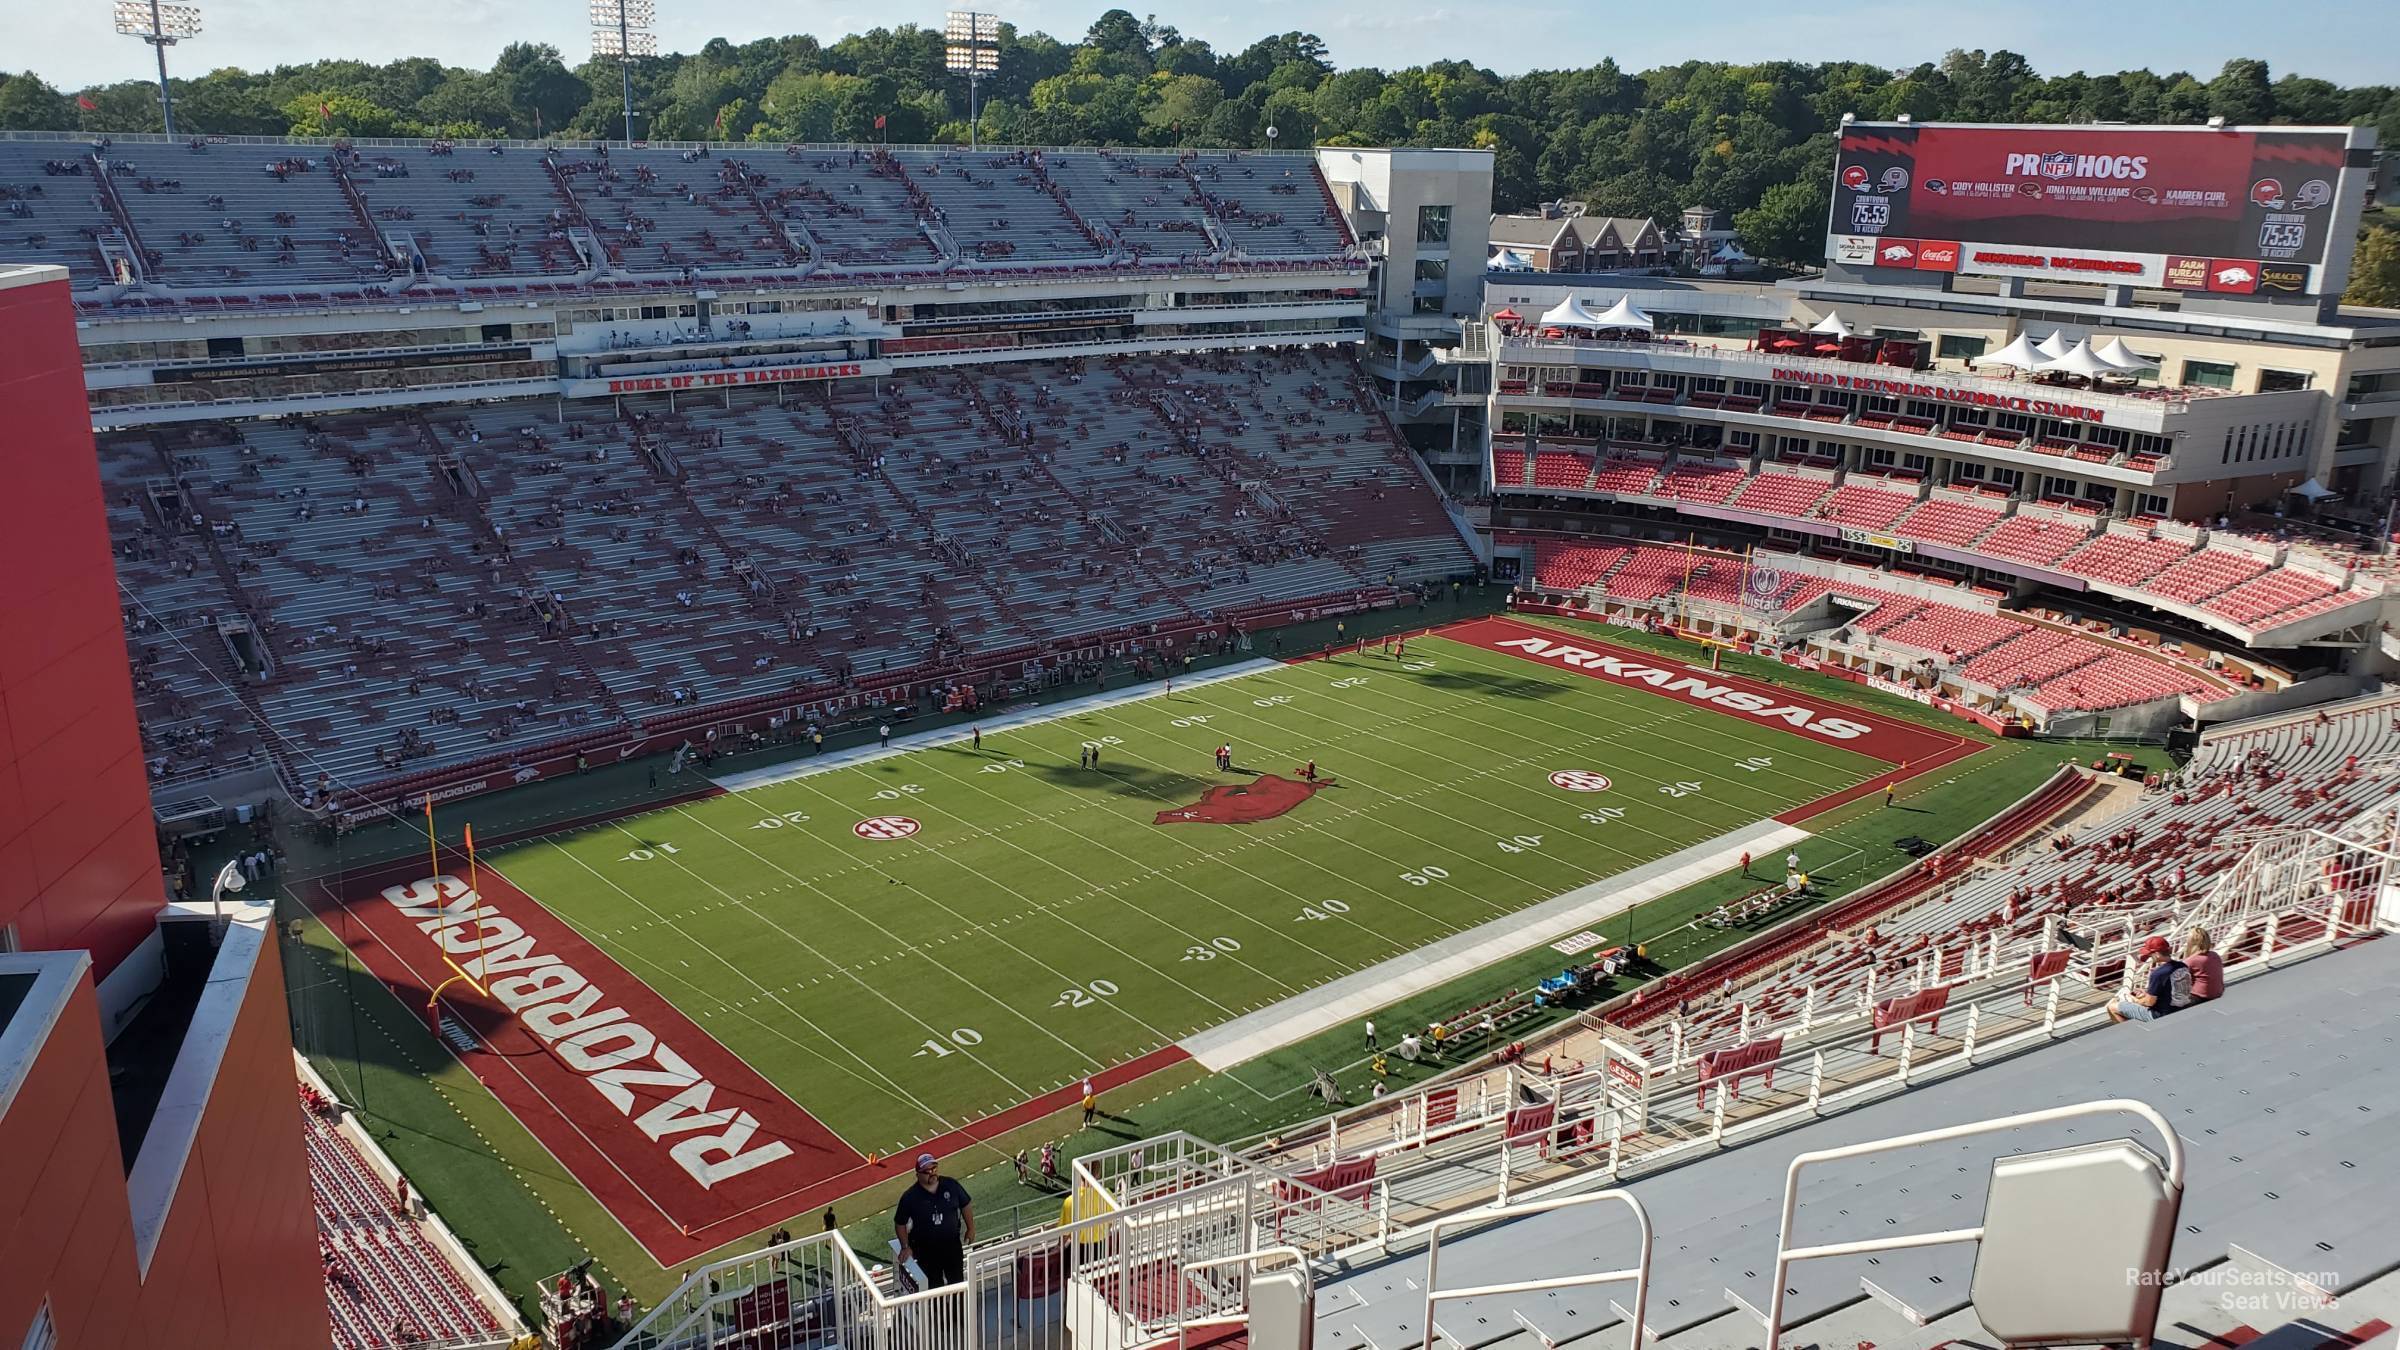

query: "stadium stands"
left=110, top=142, right=391, bottom=287
left=100, top=348, right=1470, bottom=795
left=348, top=143, right=586, bottom=277
left=1816, top=477, right=1919, bottom=530
left=304, top=1098, right=506, bottom=1350
left=0, top=140, right=120, bottom=280
left=7, top=136, right=1356, bottom=296
left=1972, top=510, right=2095, bottom=567
left=1636, top=693, right=2400, bottom=1072
left=1889, top=490, right=2006, bottom=549
left=1496, top=453, right=2381, bottom=641
left=2146, top=545, right=2272, bottom=604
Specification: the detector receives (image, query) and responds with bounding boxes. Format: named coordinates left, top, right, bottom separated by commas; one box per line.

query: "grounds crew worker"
left=894, top=1153, right=975, bottom=1288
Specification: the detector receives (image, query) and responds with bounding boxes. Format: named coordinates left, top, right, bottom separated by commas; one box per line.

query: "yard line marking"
left=529, top=847, right=962, bottom=1130
left=661, top=803, right=1127, bottom=1067
left=774, top=752, right=1307, bottom=1000
left=718, top=775, right=1221, bottom=1034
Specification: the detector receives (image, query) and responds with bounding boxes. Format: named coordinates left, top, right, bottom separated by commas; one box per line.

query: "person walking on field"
left=1364, top=1018, right=1377, bottom=1050
left=972, top=725, right=982, bottom=751
left=1081, top=1088, right=1098, bottom=1128
left=893, top=1154, right=974, bottom=1289
left=880, top=723, right=892, bottom=749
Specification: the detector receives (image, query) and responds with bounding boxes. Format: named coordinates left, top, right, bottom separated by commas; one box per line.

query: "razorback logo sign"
left=382, top=875, right=797, bottom=1189
left=1155, top=774, right=1329, bottom=825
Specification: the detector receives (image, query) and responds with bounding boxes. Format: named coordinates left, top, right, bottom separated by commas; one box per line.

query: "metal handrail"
left=1759, top=1098, right=2182, bottom=1345
left=1173, top=1246, right=1311, bottom=1350
left=1424, top=1191, right=1651, bottom=1350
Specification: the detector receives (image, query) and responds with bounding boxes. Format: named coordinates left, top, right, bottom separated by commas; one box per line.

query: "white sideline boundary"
left=1178, top=818, right=1813, bottom=1071
left=709, top=659, right=1284, bottom=792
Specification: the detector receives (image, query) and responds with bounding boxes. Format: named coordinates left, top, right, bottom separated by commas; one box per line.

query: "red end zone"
left=320, top=858, right=1189, bottom=1266
left=1440, top=614, right=1983, bottom=818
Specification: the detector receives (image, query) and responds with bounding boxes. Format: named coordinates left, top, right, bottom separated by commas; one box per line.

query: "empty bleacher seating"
left=305, top=1098, right=504, bottom=1350
left=103, top=349, right=1471, bottom=797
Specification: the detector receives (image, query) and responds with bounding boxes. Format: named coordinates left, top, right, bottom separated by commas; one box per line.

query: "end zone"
left=317, top=857, right=1197, bottom=1267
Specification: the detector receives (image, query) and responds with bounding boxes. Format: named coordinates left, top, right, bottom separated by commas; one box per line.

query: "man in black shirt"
left=893, top=1153, right=975, bottom=1288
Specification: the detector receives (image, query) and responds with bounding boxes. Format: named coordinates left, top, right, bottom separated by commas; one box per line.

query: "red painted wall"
left=0, top=270, right=166, bottom=977
left=0, top=937, right=327, bottom=1349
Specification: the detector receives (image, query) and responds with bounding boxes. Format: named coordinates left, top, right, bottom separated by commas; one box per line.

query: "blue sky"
left=16, top=0, right=2398, bottom=91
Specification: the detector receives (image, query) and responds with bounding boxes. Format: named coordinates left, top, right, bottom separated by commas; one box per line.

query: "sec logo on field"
left=854, top=815, right=922, bottom=840
left=1548, top=770, right=1614, bottom=793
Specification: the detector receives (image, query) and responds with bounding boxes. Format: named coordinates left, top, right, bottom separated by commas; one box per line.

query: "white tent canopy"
left=2289, top=477, right=2338, bottom=501
left=1492, top=248, right=1536, bottom=272
left=1810, top=311, right=1851, bottom=337
left=1712, top=242, right=1751, bottom=262
left=2040, top=339, right=2121, bottom=380
left=1974, top=333, right=2048, bottom=371
left=2094, top=338, right=2158, bottom=372
left=1593, top=296, right=1654, bottom=329
left=1537, top=293, right=1607, bottom=328
left=2035, top=331, right=2074, bottom=361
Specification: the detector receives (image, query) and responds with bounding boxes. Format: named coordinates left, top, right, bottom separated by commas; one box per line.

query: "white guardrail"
left=609, top=798, right=2395, bottom=1350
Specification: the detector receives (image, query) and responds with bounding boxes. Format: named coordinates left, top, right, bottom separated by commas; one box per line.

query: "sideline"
left=1177, top=816, right=1812, bottom=1071
left=709, top=659, right=1284, bottom=792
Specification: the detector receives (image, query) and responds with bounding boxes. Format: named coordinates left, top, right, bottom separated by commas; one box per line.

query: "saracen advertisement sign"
left=1827, top=124, right=2364, bottom=296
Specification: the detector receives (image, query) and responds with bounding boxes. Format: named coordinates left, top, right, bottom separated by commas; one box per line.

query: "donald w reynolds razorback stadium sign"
left=1773, top=367, right=2108, bottom=423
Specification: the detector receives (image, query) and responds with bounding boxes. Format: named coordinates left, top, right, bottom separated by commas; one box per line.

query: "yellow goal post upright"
left=423, top=808, right=491, bottom=1029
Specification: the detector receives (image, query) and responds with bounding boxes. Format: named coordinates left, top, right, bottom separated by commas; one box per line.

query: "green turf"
left=486, top=631, right=1894, bottom=1156
left=284, top=609, right=2179, bottom=1302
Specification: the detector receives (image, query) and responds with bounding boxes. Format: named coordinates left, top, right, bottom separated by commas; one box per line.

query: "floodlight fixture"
left=943, top=9, right=999, bottom=149
left=591, top=0, right=657, bottom=144
left=112, top=0, right=201, bottom=137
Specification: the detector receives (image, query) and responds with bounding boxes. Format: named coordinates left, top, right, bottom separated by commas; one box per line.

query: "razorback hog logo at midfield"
left=1155, top=773, right=1329, bottom=825
left=381, top=874, right=795, bottom=1189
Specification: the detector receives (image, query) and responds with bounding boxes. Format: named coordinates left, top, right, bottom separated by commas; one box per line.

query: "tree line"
left=4, top=15, right=2398, bottom=289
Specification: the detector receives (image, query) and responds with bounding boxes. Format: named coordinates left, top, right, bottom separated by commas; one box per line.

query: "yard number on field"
left=751, top=811, right=811, bottom=830
left=620, top=843, right=680, bottom=861
left=872, top=784, right=927, bottom=800
left=1253, top=694, right=1294, bottom=708
left=1658, top=780, right=1705, bottom=798
left=1579, top=806, right=1628, bottom=826
left=1733, top=756, right=1775, bottom=773
left=1170, top=714, right=1213, bottom=729
left=915, top=1027, right=984, bottom=1057
left=1399, top=865, right=1451, bottom=887
left=1497, top=834, right=1544, bottom=854
left=1054, top=980, right=1120, bottom=1008
left=1330, top=676, right=1369, bottom=689
left=1294, top=898, right=1353, bottom=922
left=1181, top=937, right=1243, bottom=961
left=980, top=759, right=1027, bottom=774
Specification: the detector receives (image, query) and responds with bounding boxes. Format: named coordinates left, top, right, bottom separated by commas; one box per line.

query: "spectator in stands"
left=2183, top=927, right=2224, bottom=1003
left=893, top=1153, right=974, bottom=1289
left=2107, top=936, right=2190, bottom=1023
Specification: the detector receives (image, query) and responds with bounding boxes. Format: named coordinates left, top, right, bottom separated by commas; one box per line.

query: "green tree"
left=1734, top=178, right=1830, bottom=267
left=2344, top=227, right=2400, bottom=309
left=2207, top=58, right=2275, bottom=125
left=492, top=43, right=589, bottom=137
left=0, top=72, right=69, bottom=130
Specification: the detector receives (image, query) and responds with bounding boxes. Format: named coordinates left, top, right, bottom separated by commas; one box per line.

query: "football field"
left=328, top=614, right=1975, bottom=1262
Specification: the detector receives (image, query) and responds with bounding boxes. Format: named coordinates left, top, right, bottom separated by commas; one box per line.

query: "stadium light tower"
left=590, top=0, right=657, bottom=145
left=113, top=0, right=201, bottom=138
left=943, top=10, right=999, bottom=150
